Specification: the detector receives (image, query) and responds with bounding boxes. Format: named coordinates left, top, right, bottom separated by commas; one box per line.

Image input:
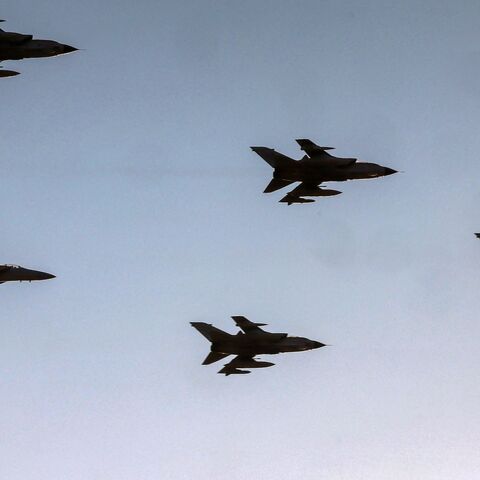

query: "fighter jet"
left=0, top=20, right=77, bottom=77
left=475, top=233, right=480, bottom=239
left=0, top=265, right=55, bottom=284
left=191, top=316, right=326, bottom=375
left=251, top=138, right=397, bottom=204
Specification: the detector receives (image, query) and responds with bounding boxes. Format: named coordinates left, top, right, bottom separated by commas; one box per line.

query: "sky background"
left=1, top=1, right=480, bottom=479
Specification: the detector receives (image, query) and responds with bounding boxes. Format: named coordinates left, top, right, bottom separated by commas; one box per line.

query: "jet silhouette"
left=191, top=316, right=326, bottom=375
left=0, top=20, right=77, bottom=77
left=251, top=138, right=397, bottom=204
left=0, top=265, right=55, bottom=284
left=475, top=233, right=480, bottom=239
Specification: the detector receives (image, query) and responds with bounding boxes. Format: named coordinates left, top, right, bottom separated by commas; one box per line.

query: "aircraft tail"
left=250, top=147, right=297, bottom=169
left=264, top=178, right=295, bottom=193
left=202, top=351, right=230, bottom=365
left=190, top=322, right=231, bottom=343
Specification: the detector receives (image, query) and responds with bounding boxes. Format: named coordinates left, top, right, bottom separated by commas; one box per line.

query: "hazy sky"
left=1, top=1, right=480, bottom=479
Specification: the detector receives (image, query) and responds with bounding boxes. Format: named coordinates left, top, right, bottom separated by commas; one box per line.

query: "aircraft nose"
left=39, top=272, right=56, bottom=280
left=312, top=341, right=326, bottom=349
left=63, top=44, right=78, bottom=54
left=384, top=167, right=397, bottom=176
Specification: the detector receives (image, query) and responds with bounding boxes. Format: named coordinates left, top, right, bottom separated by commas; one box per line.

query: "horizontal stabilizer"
left=264, top=178, right=295, bottom=193
left=190, top=322, right=230, bottom=343
left=202, top=351, right=230, bottom=365
left=251, top=146, right=297, bottom=169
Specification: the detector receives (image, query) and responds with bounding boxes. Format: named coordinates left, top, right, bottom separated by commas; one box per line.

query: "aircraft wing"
left=218, top=355, right=275, bottom=375
left=296, top=139, right=335, bottom=157
left=279, top=182, right=342, bottom=205
left=296, top=139, right=356, bottom=166
left=231, top=316, right=267, bottom=333
left=287, top=182, right=341, bottom=197
left=218, top=356, right=254, bottom=375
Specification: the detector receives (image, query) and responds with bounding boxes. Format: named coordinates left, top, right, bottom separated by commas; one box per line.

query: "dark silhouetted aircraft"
left=0, top=265, right=55, bottom=284
left=191, top=316, right=326, bottom=375
left=0, top=20, right=77, bottom=77
left=251, top=138, right=397, bottom=204
left=475, top=233, right=480, bottom=239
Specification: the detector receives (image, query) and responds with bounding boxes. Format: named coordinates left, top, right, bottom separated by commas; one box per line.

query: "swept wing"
left=231, top=316, right=268, bottom=333
left=287, top=183, right=342, bottom=198
left=218, top=355, right=275, bottom=375
left=296, top=138, right=357, bottom=167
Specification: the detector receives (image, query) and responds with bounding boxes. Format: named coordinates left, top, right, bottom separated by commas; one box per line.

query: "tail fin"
left=250, top=147, right=297, bottom=169
left=190, top=322, right=231, bottom=343
left=264, top=178, right=295, bottom=193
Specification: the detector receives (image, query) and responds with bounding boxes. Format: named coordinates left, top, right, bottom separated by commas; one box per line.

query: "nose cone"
left=311, top=341, right=327, bottom=349
left=383, top=167, right=397, bottom=176
left=62, top=44, right=78, bottom=54
left=37, top=271, right=56, bottom=280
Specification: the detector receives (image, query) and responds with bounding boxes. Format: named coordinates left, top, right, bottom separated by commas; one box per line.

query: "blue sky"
left=1, top=1, right=480, bottom=479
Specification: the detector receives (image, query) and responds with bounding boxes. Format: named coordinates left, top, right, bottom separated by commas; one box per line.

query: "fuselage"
left=0, top=265, right=55, bottom=283
left=0, top=39, right=77, bottom=61
left=212, top=334, right=323, bottom=356
left=275, top=158, right=396, bottom=184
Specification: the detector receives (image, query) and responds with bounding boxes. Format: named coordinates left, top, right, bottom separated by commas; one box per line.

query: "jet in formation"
left=191, top=316, right=326, bottom=375
left=251, top=138, right=397, bottom=204
left=0, top=265, right=55, bottom=284
left=0, top=20, right=77, bottom=77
